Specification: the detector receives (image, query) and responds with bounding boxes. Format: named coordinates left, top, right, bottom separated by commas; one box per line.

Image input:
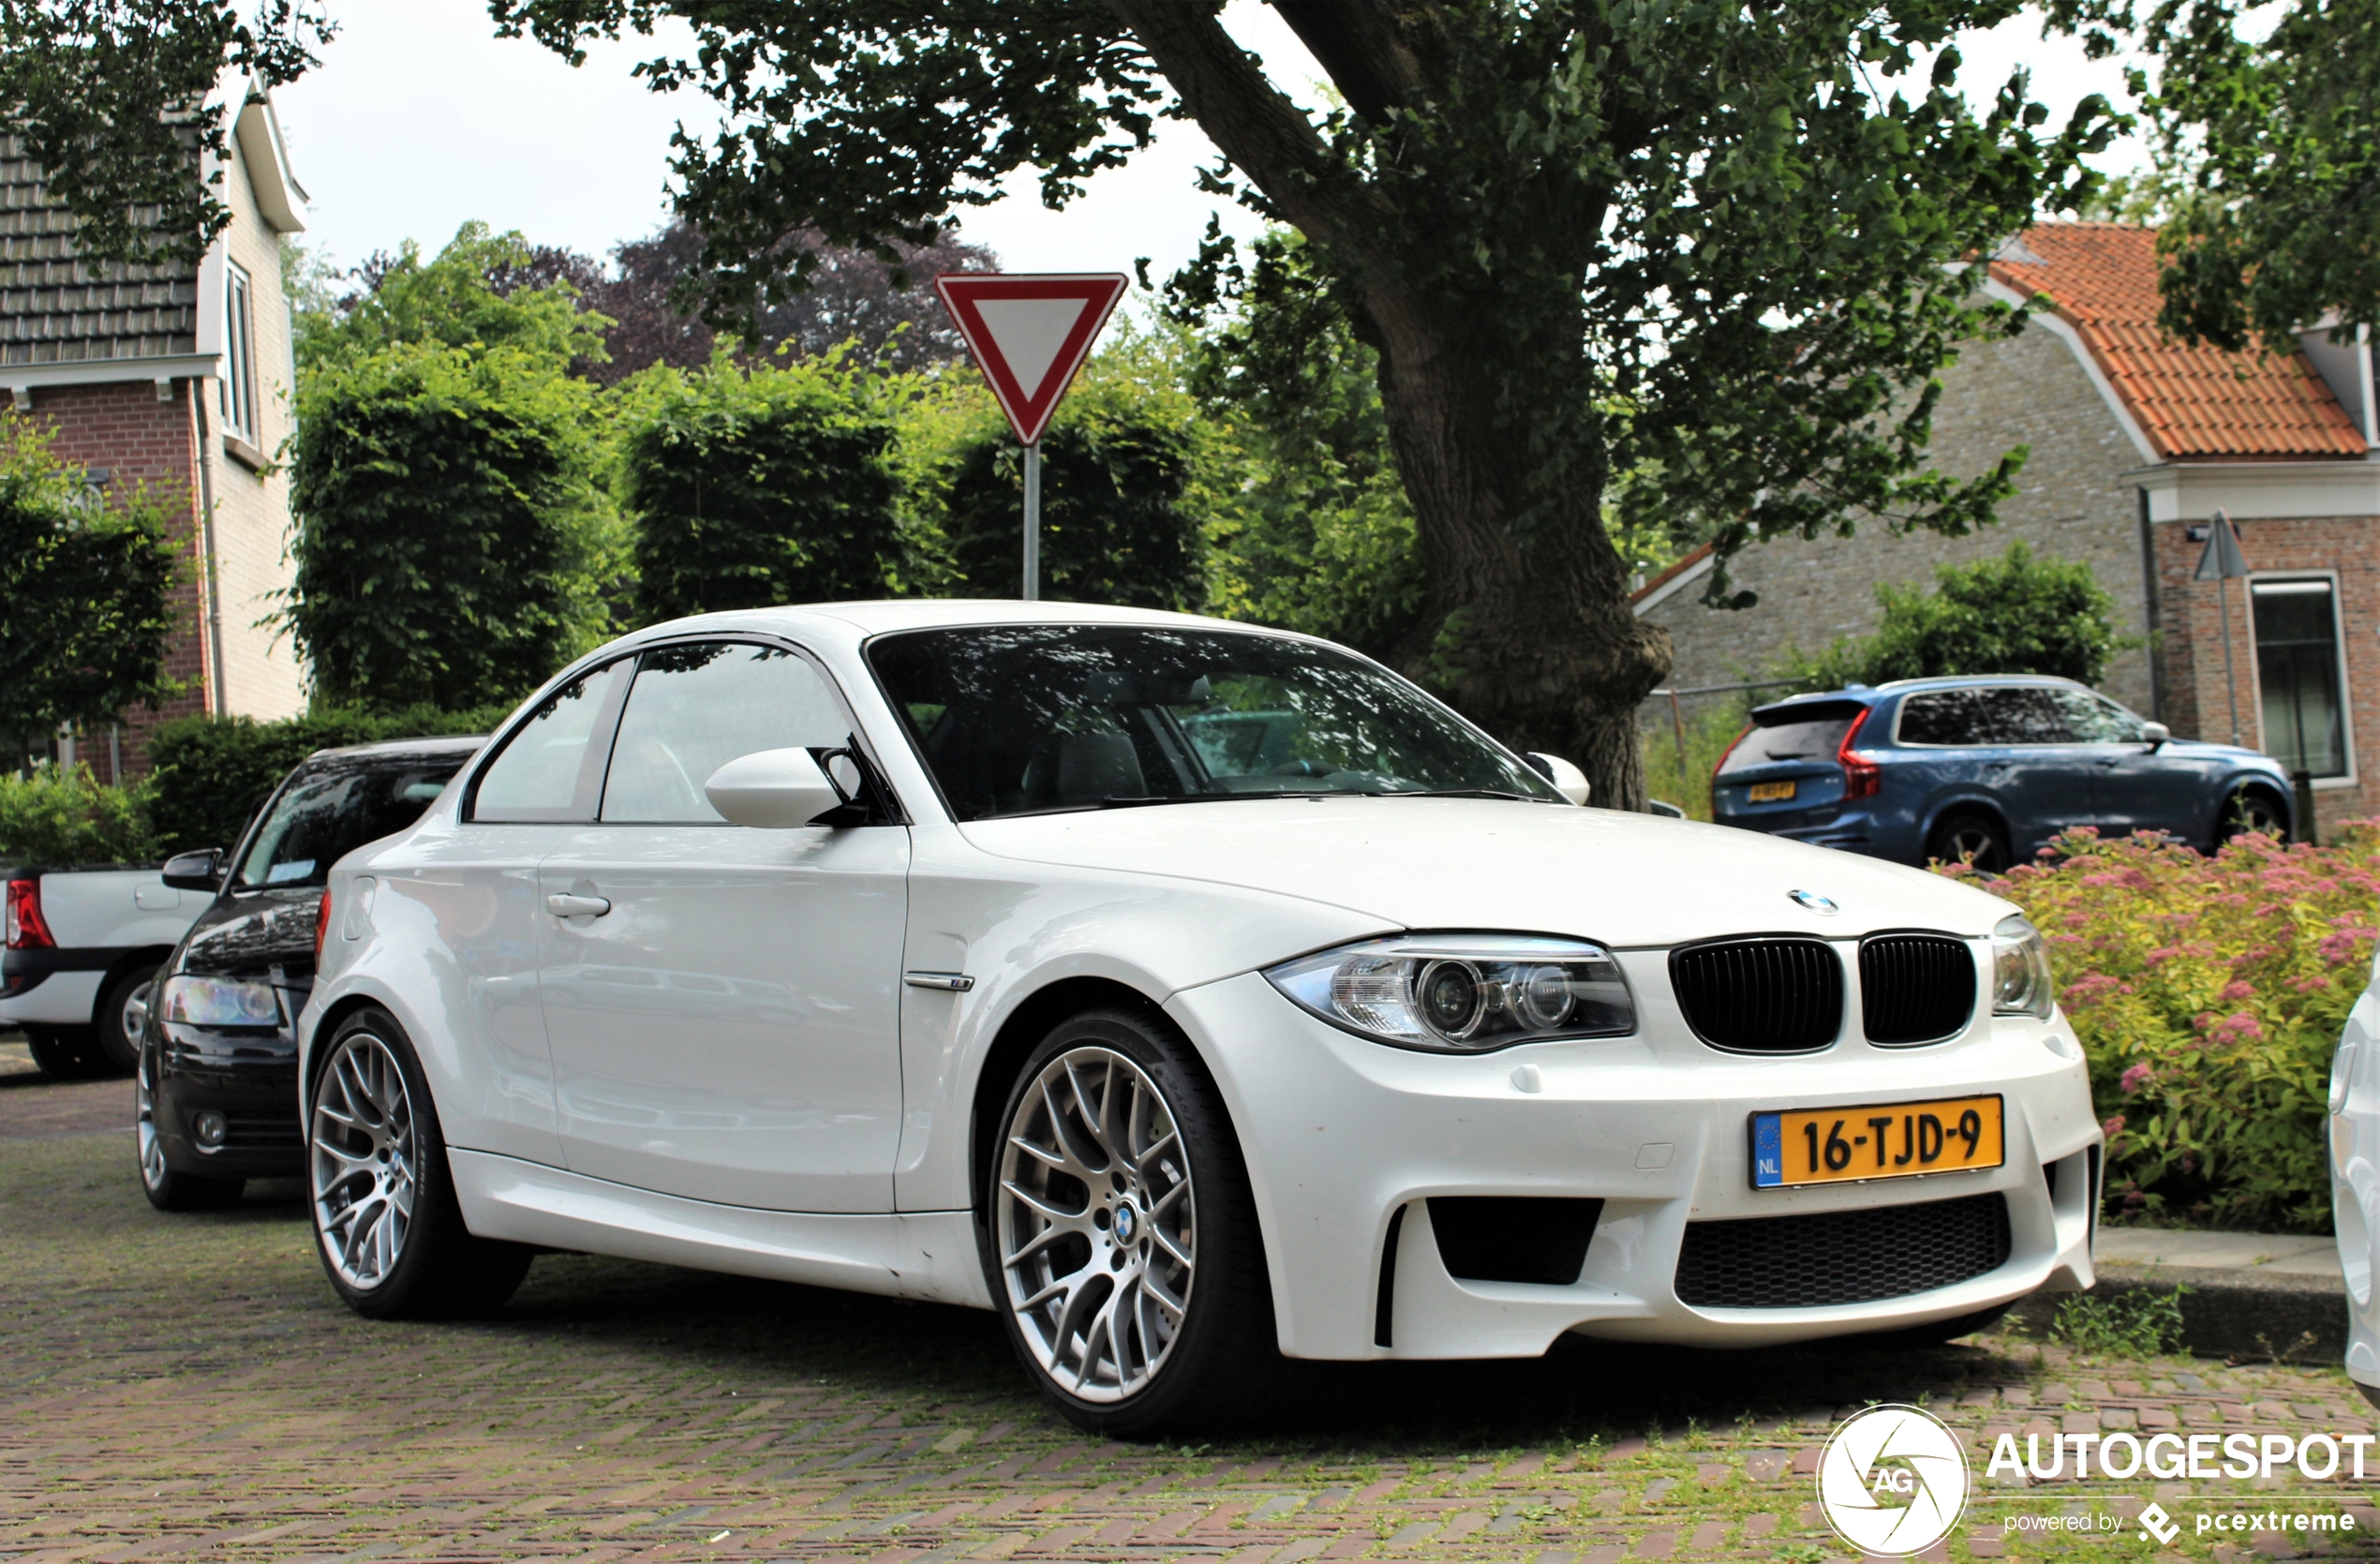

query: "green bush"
left=1787, top=542, right=2127, bottom=691
left=619, top=353, right=915, bottom=624
left=144, top=705, right=511, bottom=856
left=2047, top=1287, right=2190, bottom=1359
left=0, top=766, right=157, bottom=867
left=1947, top=824, right=2380, bottom=1232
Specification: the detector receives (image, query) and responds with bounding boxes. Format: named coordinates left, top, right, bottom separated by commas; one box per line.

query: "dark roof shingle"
left=0, top=131, right=199, bottom=366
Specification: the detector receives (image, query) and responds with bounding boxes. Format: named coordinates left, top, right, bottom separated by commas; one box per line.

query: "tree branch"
left=1267, top=1, right=1427, bottom=123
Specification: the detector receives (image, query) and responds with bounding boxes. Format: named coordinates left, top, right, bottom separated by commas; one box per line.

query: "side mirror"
left=2141, top=722, right=2171, bottom=750
left=1525, top=752, right=1593, bottom=807
left=705, top=748, right=846, bottom=829
left=161, top=847, right=224, bottom=892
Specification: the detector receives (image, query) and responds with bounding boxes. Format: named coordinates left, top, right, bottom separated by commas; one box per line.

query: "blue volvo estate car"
left=1710, top=675, right=2296, bottom=870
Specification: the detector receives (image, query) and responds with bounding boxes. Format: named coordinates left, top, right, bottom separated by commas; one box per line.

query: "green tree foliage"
left=0, top=766, right=156, bottom=866
left=143, top=703, right=513, bottom=856
left=487, top=0, right=2112, bottom=810
left=1785, top=543, right=2125, bottom=691
left=2060, top=0, right=2380, bottom=350
left=286, top=227, right=620, bottom=711
left=0, top=0, right=329, bottom=272
left=619, top=353, right=915, bottom=623
left=935, top=335, right=1209, bottom=612
left=0, top=414, right=182, bottom=738
left=1183, top=230, right=1423, bottom=661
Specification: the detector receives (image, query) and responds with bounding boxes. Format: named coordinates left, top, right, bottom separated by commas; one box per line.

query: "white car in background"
left=2332, top=957, right=2380, bottom=1404
left=299, top=602, right=2102, bottom=1435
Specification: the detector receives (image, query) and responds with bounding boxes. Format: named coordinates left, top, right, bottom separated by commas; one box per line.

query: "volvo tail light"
left=314, top=888, right=333, bottom=961
left=5, top=877, right=54, bottom=949
left=1837, top=707, right=1882, bottom=800
left=1710, top=725, right=1751, bottom=816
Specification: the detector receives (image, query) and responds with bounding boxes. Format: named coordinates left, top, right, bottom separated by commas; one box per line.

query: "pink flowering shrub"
left=1943, top=825, right=2380, bottom=1233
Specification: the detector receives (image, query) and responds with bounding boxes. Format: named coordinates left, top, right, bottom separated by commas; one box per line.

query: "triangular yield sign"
left=935, top=272, right=1129, bottom=446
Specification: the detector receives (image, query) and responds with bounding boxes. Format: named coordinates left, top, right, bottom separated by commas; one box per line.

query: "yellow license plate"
left=1748, top=781, right=1797, bottom=803
left=1751, top=1095, right=2004, bottom=1188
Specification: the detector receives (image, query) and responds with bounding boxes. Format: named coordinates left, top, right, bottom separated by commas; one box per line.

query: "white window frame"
left=2248, top=569, right=2358, bottom=789
left=220, top=261, right=259, bottom=446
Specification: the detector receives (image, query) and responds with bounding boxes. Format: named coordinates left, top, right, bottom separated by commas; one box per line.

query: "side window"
left=601, top=643, right=850, bottom=824
left=2052, top=690, right=2145, bottom=744
left=1897, top=690, right=1984, bottom=746
left=1975, top=687, right=2074, bottom=745
left=470, top=661, right=631, bottom=822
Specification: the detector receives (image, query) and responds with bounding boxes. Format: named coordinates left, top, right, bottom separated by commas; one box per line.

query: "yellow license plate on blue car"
left=1751, top=1095, right=2004, bottom=1187
left=1747, top=781, right=1796, bottom=803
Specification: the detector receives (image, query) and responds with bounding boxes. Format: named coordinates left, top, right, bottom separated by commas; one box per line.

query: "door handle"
left=546, top=893, right=613, bottom=918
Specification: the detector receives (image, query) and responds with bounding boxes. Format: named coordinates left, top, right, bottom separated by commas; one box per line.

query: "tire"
left=2219, top=788, right=2288, bottom=846
left=26, top=1026, right=106, bottom=1080
left=137, top=1038, right=245, bottom=1212
left=1862, top=1302, right=2011, bottom=1348
left=982, top=1004, right=1285, bottom=1437
left=93, top=967, right=156, bottom=1077
left=1925, top=811, right=2010, bottom=872
left=307, top=1006, right=532, bottom=1318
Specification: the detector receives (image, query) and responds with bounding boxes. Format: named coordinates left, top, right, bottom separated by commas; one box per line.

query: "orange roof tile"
left=1988, top=222, right=2368, bottom=461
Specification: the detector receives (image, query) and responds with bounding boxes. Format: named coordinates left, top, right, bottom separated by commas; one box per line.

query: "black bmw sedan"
left=137, top=735, right=484, bottom=1211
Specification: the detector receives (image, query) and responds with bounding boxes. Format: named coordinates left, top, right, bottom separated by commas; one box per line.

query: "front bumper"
left=152, top=1020, right=303, bottom=1179
left=1168, top=968, right=2100, bottom=1362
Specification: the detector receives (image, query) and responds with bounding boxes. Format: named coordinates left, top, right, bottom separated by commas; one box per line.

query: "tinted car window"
left=868, top=626, right=1559, bottom=821
left=234, top=757, right=470, bottom=890
left=602, top=643, right=850, bottom=824
left=1897, top=686, right=2075, bottom=745
left=2051, top=689, right=2145, bottom=743
left=1717, top=713, right=1856, bottom=775
left=472, top=661, right=629, bottom=821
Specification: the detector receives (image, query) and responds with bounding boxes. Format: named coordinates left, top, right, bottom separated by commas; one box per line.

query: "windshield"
left=867, top=625, right=1561, bottom=822
left=234, top=756, right=470, bottom=890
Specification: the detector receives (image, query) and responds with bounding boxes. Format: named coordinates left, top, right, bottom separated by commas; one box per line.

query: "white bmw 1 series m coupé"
left=298, top=601, right=2100, bottom=1435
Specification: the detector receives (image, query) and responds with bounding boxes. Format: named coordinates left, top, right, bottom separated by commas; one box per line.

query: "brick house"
left=1637, top=222, right=2380, bottom=835
left=2, top=81, right=311, bottom=779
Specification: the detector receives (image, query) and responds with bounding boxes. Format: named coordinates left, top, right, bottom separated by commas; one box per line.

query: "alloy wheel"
left=136, top=1042, right=167, bottom=1191
left=996, top=1047, right=1196, bottom=1403
left=1941, top=824, right=2003, bottom=870
left=310, top=1030, right=421, bottom=1290
left=120, top=978, right=152, bottom=1046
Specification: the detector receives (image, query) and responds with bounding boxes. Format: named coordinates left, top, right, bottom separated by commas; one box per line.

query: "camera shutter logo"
left=1818, top=1404, right=1970, bottom=1557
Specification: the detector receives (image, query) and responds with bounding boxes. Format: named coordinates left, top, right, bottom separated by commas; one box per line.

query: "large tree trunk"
left=1361, top=289, right=1673, bottom=812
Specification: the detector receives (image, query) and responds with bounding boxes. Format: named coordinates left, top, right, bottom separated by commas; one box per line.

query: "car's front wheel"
left=137, top=1038, right=244, bottom=1212
left=985, top=1005, right=1283, bottom=1436
left=308, top=1007, right=531, bottom=1318
left=2220, top=787, right=2289, bottom=845
left=1926, top=811, right=2010, bottom=872
left=95, top=967, right=155, bottom=1076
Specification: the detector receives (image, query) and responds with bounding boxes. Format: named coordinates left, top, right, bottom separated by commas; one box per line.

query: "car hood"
left=958, top=797, right=2014, bottom=948
left=175, top=886, right=323, bottom=978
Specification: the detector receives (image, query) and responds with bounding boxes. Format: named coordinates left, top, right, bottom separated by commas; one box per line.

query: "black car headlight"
left=1265, top=934, right=1634, bottom=1052
left=1991, top=914, right=2056, bottom=1020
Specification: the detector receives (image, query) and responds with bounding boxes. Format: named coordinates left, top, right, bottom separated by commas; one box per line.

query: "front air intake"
left=1674, top=1192, right=2012, bottom=1308
left=1668, top=937, right=1842, bottom=1052
left=1859, top=933, right=1977, bottom=1045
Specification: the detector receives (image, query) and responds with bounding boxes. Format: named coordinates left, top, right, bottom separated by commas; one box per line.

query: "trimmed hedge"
left=146, top=703, right=513, bottom=856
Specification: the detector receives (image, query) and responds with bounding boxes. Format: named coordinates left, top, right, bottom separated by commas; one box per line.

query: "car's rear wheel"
left=2219, top=787, right=2289, bottom=845
left=1925, top=811, right=2010, bottom=872
left=94, top=968, right=154, bottom=1076
left=138, top=1038, right=244, bottom=1212
left=985, top=1005, right=1283, bottom=1437
left=308, top=1007, right=531, bottom=1318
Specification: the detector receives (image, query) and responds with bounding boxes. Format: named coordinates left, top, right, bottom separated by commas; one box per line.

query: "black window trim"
left=461, top=633, right=908, bottom=827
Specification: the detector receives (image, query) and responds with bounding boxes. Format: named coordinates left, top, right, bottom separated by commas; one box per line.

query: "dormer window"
left=221, top=261, right=259, bottom=447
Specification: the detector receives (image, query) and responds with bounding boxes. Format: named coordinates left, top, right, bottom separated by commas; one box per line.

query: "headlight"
left=1991, top=914, right=2055, bottom=1020
left=1266, top=933, right=1634, bottom=1052
left=157, top=974, right=282, bottom=1027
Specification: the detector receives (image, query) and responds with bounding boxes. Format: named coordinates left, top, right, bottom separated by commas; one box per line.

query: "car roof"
left=626, top=599, right=1290, bottom=643
left=1872, top=674, right=2089, bottom=693
left=305, top=734, right=488, bottom=763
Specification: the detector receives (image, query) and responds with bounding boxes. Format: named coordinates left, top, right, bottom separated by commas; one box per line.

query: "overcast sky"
left=271, top=3, right=2149, bottom=290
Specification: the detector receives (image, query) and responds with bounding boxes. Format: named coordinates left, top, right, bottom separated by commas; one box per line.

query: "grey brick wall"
left=1642, top=322, right=2159, bottom=717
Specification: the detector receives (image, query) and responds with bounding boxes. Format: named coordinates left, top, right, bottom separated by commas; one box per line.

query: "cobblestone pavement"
left=3, top=1073, right=2376, bottom=1563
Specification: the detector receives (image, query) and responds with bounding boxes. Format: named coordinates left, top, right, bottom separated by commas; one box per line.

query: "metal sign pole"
left=2219, top=573, right=2239, bottom=746
left=1022, top=442, right=1041, bottom=602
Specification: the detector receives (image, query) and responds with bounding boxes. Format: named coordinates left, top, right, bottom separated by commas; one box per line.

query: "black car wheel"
left=2220, top=788, right=2289, bottom=845
left=93, top=968, right=155, bottom=1076
left=1926, top=811, right=2010, bottom=871
left=308, top=1006, right=531, bottom=1318
left=25, top=1026, right=106, bottom=1080
left=983, top=1004, right=1285, bottom=1437
left=138, top=1038, right=245, bottom=1212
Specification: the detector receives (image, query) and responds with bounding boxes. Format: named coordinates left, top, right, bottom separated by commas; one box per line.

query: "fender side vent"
left=1429, top=1196, right=1603, bottom=1287
left=1374, top=1204, right=1406, bottom=1348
